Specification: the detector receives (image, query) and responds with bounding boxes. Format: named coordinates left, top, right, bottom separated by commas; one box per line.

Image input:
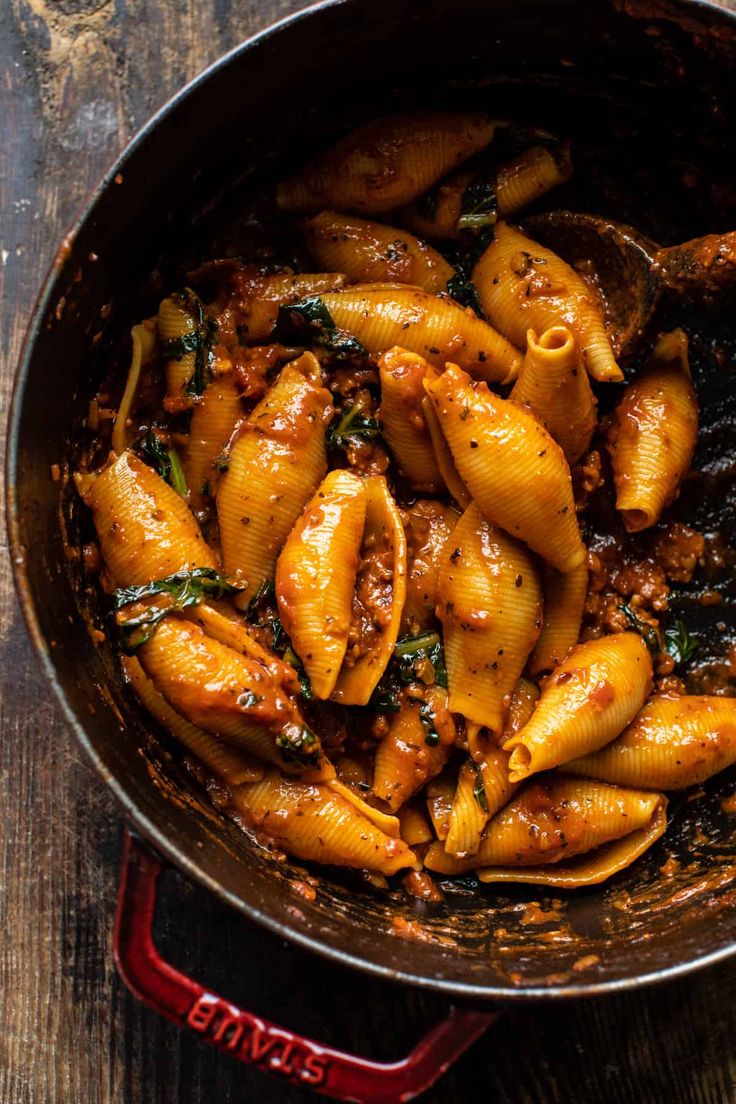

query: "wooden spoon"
left=523, top=210, right=736, bottom=359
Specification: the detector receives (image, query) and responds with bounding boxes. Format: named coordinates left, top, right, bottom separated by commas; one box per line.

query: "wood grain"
left=1, top=3, right=736, bottom=1102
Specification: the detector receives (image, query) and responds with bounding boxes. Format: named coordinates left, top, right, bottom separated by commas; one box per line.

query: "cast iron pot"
left=8, top=0, right=736, bottom=1099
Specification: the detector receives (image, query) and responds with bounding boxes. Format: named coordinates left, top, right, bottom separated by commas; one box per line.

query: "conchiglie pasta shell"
left=233, top=771, right=417, bottom=874
left=504, top=632, right=653, bottom=782
left=477, top=801, right=667, bottom=886
left=528, top=560, right=589, bottom=676
left=138, top=617, right=328, bottom=778
left=184, top=373, right=244, bottom=515
left=424, top=363, right=584, bottom=572
left=217, top=352, right=332, bottom=604
left=378, top=348, right=443, bottom=493
left=426, top=768, right=457, bottom=841
left=425, top=776, right=666, bottom=873
left=332, top=476, right=407, bottom=706
left=304, top=212, right=454, bottom=294
left=437, top=504, right=542, bottom=734
left=183, top=602, right=295, bottom=682
left=402, top=145, right=571, bottom=241
left=495, top=144, right=572, bottom=217
left=568, top=694, right=736, bottom=790
left=511, top=326, right=596, bottom=463
left=326, top=778, right=400, bottom=837
left=401, top=498, right=457, bottom=634
left=372, top=697, right=450, bottom=811
left=421, top=398, right=471, bottom=510
left=276, top=469, right=367, bottom=699
left=237, top=272, right=348, bottom=343
left=320, top=285, right=522, bottom=384
left=398, top=800, right=434, bottom=846
left=504, top=677, right=540, bottom=738
left=472, top=221, right=622, bottom=383
left=444, top=758, right=490, bottom=859
left=122, top=654, right=263, bottom=785
left=277, top=112, right=497, bottom=214
left=158, top=293, right=200, bottom=410
left=86, top=451, right=217, bottom=587
left=401, top=170, right=474, bottom=241
left=607, top=329, right=698, bottom=532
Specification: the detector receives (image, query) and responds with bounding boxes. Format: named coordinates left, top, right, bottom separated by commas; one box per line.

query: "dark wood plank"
left=1, top=3, right=736, bottom=1103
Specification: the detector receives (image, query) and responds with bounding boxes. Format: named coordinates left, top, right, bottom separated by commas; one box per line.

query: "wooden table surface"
left=2, top=2, right=736, bottom=1101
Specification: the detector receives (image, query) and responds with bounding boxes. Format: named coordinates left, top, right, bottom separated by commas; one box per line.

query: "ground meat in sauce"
left=583, top=520, right=707, bottom=693
left=343, top=530, right=395, bottom=668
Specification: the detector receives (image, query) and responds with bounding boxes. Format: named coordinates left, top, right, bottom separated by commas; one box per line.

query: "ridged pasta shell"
left=378, top=348, right=443, bottom=493
left=275, top=469, right=367, bottom=700
left=403, top=145, right=572, bottom=241
left=424, top=363, right=585, bottom=573
left=426, top=767, right=457, bottom=841
left=425, top=776, right=666, bottom=873
left=511, top=326, right=597, bottom=463
left=277, top=112, right=497, bottom=214
left=477, top=802, right=667, bottom=886
left=505, top=677, right=540, bottom=737
left=326, top=778, right=401, bottom=837
left=421, top=398, right=471, bottom=509
left=236, top=272, right=347, bottom=343
left=332, top=476, right=407, bottom=706
left=607, top=329, right=698, bottom=532
left=444, top=758, right=489, bottom=859
left=138, top=617, right=330, bottom=778
left=472, top=222, right=622, bottom=383
left=122, top=654, right=263, bottom=785
left=184, top=373, right=244, bottom=515
left=158, top=293, right=200, bottom=410
left=401, top=498, right=458, bottom=634
left=233, top=770, right=417, bottom=875
left=504, top=632, right=653, bottom=782
left=528, top=560, right=589, bottom=676
left=217, top=352, right=332, bottom=605
left=568, top=693, right=736, bottom=789
left=85, top=451, right=218, bottom=586
left=320, top=284, right=522, bottom=384
left=304, top=211, right=454, bottom=294
left=398, top=800, right=434, bottom=846
left=438, top=504, right=542, bottom=734
left=372, top=695, right=452, bottom=811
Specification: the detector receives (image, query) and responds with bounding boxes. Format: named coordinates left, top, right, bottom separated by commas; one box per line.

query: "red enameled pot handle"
left=113, top=831, right=498, bottom=1103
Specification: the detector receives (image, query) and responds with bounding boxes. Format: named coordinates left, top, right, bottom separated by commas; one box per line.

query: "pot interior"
left=9, top=0, right=736, bottom=997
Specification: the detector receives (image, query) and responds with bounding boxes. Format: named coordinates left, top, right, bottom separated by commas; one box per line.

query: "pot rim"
left=7, top=0, right=736, bottom=1002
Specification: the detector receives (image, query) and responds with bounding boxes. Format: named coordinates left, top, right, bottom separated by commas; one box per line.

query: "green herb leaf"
left=618, top=604, right=660, bottom=654
left=664, top=619, right=698, bottom=666
left=114, top=567, right=240, bottom=651
left=326, top=405, right=382, bottom=452
left=457, top=178, right=497, bottom=235
left=244, top=581, right=312, bottom=699
left=394, top=631, right=448, bottom=689
left=133, top=428, right=189, bottom=497
left=369, top=631, right=448, bottom=714
left=472, top=762, right=489, bottom=812
left=163, top=289, right=218, bottom=396
left=419, top=701, right=440, bottom=746
left=276, top=724, right=321, bottom=768
left=446, top=270, right=484, bottom=317
left=273, top=296, right=367, bottom=360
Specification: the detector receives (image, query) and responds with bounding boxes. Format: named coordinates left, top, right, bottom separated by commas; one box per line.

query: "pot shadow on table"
left=117, top=846, right=736, bottom=1104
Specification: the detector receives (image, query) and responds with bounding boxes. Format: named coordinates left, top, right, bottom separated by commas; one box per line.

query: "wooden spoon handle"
left=655, top=231, right=736, bottom=297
